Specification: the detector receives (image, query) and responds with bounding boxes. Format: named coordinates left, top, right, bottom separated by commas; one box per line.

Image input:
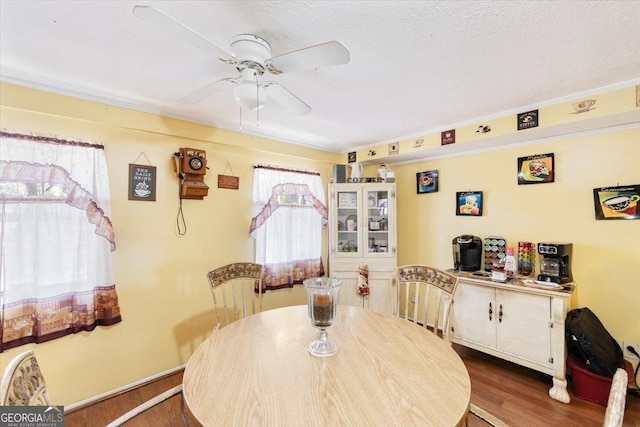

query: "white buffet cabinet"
left=450, top=274, right=575, bottom=403
left=328, top=183, right=397, bottom=313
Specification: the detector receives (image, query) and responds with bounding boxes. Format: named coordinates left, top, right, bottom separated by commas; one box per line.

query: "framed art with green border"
left=517, top=153, right=554, bottom=185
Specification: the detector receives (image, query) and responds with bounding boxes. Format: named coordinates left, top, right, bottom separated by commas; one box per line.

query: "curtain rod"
left=254, top=164, right=320, bottom=176
left=1, top=130, right=104, bottom=150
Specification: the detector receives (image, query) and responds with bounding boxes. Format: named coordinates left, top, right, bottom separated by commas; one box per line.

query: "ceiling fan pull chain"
left=255, top=71, right=260, bottom=127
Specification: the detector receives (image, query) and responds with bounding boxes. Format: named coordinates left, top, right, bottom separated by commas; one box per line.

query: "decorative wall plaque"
left=593, top=184, right=640, bottom=220
left=128, top=164, right=156, bottom=201
left=517, top=153, right=554, bottom=185
left=441, top=129, right=455, bottom=145
left=517, top=109, right=539, bottom=130
left=218, top=162, right=239, bottom=190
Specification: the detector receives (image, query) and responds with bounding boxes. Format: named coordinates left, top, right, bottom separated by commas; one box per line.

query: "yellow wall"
left=393, top=130, right=640, bottom=350
left=0, top=83, right=336, bottom=406
left=1, top=81, right=639, bottom=408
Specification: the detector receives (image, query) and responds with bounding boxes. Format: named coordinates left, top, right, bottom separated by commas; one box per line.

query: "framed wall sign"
left=417, top=170, right=438, bottom=194
left=517, top=109, right=539, bottom=130
left=441, top=129, right=455, bottom=145
left=128, top=164, right=156, bottom=201
left=593, top=184, right=640, bottom=220
left=517, top=153, right=554, bottom=185
left=456, top=191, right=483, bottom=216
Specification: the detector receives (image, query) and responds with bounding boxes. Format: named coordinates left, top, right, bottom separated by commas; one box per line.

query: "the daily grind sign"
left=128, top=164, right=156, bottom=201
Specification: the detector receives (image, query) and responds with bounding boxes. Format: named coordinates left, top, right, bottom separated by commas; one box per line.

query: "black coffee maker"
left=452, top=235, right=483, bottom=271
left=537, top=243, right=573, bottom=283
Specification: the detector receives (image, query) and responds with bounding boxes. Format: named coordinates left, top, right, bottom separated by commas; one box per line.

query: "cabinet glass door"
left=336, top=190, right=360, bottom=254
left=365, top=189, right=390, bottom=255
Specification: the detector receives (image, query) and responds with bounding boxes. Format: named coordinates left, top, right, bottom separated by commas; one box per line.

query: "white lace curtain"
left=250, top=165, right=327, bottom=291
left=0, top=130, right=119, bottom=351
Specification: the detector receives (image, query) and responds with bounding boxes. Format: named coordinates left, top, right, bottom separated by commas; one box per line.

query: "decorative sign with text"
left=128, top=164, right=156, bottom=201
left=517, top=109, right=539, bottom=131
left=517, top=153, right=554, bottom=185
left=441, top=129, right=455, bottom=145
left=593, top=184, right=640, bottom=220
left=348, top=151, right=357, bottom=163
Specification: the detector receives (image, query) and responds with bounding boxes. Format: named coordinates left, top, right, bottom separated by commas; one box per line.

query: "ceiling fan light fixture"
left=233, top=82, right=267, bottom=111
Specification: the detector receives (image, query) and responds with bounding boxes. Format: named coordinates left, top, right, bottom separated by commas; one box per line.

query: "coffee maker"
left=537, top=243, right=573, bottom=283
left=452, top=235, right=483, bottom=271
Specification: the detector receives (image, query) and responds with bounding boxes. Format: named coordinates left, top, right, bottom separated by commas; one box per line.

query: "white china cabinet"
left=450, top=275, right=574, bottom=403
left=328, top=183, right=397, bottom=313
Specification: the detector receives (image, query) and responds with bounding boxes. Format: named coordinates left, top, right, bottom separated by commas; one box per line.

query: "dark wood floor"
left=65, top=344, right=639, bottom=426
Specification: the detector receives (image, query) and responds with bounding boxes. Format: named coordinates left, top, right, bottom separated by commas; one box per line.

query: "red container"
left=566, top=352, right=634, bottom=406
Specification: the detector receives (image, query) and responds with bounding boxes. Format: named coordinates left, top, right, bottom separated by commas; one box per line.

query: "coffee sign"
left=593, top=184, right=640, bottom=220
left=517, top=153, right=554, bottom=185
left=441, top=129, right=455, bottom=145
left=517, top=109, right=539, bottom=131
left=128, top=164, right=156, bottom=201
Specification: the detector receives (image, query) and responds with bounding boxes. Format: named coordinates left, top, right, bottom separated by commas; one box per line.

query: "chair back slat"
left=397, top=265, right=459, bottom=342
left=206, top=263, right=264, bottom=329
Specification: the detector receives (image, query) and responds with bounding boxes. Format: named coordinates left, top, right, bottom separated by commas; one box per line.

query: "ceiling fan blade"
left=178, top=78, right=237, bottom=104
left=132, top=5, right=236, bottom=63
left=263, top=82, right=311, bottom=116
left=266, top=41, right=350, bottom=75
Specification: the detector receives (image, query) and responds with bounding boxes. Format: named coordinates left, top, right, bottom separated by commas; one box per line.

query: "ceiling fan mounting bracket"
left=230, top=34, right=272, bottom=65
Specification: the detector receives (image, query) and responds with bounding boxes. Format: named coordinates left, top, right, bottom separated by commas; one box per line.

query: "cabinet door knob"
left=499, top=304, right=503, bottom=323
left=488, top=302, right=493, bottom=321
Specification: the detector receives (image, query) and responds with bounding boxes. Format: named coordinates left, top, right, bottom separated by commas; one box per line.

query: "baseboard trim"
left=64, top=364, right=185, bottom=413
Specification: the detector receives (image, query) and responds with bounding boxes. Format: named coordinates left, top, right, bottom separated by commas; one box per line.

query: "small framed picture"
left=378, top=197, right=388, bottom=215
left=456, top=191, right=483, bottom=216
left=338, top=192, right=357, bottom=209
left=518, top=153, right=554, bottom=185
left=367, top=192, right=378, bottom=208
left=128, top=164, right=156, bottom=201
left=417, top=170, right=438, bottom=194
left=593, top=184, right=640, bottom=220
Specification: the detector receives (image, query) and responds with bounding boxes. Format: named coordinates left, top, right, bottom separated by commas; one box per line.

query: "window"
left=250, top=165, right=327, bottom=291
left=0, top=131, right=120, bottom=351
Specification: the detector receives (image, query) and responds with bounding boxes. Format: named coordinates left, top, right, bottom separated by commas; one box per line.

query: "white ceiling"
left=1, top=1, right=639, bottom=153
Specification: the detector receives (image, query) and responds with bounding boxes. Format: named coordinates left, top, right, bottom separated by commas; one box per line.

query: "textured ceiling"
left=1, top=1, right=639, bottom=153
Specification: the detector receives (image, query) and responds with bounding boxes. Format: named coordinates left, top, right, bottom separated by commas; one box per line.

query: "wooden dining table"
left=183, top=305, right=471, bottom=426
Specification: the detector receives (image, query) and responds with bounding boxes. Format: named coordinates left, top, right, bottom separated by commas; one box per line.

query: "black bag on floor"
left=565, top=307, right=624, bottom=378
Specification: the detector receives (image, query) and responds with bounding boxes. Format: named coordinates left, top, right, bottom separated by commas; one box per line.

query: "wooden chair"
left=206, top=262, right=264, bottom=329
left=0, top=350, right=51, bottom=406
left=603, top=368, right=628, bottom=427
left=396, top=265, right=458, bottom=342
left=397, top=265, right=509, bottom=427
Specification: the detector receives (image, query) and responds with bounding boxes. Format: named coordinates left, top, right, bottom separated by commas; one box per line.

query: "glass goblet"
left=303, top=277, right=342, bottom=357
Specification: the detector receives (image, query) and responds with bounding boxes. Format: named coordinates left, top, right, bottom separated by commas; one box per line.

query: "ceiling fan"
left=132, top=5, right=350, bottom=116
